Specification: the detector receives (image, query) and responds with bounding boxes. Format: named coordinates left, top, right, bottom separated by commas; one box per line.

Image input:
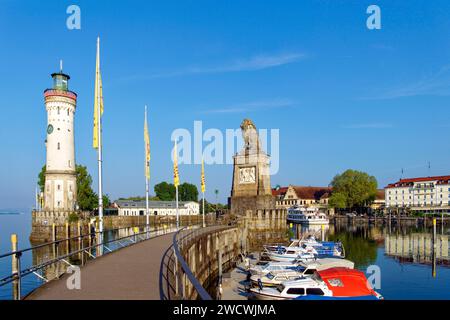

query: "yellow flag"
left=173, top=142, right=180, bottom=187
left=201, top=158, right=205, bottom=193
left=144, top=106, right=150, bottom=180
left=93, top=37, right=104, bottom=149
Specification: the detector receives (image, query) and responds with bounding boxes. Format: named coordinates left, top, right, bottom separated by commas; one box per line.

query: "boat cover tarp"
left=317, top=267, right=377, bottom=297
left=295, top=295, right=379, bottom=300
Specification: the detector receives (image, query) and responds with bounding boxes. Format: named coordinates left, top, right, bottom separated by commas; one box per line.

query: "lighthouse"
left=43, top=64, right=77, bottom=212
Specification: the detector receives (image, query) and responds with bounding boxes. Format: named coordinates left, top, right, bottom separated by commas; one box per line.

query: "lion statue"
left=240, top=118, right=260, bottom=153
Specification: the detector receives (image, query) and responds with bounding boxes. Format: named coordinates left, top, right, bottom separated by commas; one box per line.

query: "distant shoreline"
left=0, top=212, right=22, bottom=215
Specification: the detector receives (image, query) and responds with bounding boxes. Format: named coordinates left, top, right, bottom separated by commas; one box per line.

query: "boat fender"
left=258, top=278, right=263, bottom=291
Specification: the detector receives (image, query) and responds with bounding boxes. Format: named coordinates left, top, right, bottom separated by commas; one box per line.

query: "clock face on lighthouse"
left=47, top=124, right=54, bottom=134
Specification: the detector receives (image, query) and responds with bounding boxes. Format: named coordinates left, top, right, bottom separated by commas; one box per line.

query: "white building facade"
left=115, top=200, right=200, bottom=216
left=43, top=71, right=77, bottom=211
left=385, top=175, right=450, bottom=214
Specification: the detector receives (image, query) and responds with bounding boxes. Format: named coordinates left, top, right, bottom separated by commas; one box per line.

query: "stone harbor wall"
left=230, top=194, right=275, bottom=216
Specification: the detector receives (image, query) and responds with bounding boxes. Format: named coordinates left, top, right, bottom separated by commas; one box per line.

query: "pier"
left=27, top=232, right=174, bottom=299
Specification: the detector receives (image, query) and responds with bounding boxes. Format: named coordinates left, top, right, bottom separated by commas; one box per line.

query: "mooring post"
left=11, top=234, right=21, bottom=300
left=65, top=221, right=70, bottom=239
left=432, top=218, right=437, bottom=278
left=321, top=224, right=325, bottom=241
left=52, top=223, right=56, bottom=242
left=433, top=218, right=437, bottom=250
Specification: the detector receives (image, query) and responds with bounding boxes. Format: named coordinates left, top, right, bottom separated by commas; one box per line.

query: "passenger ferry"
left=286, top=206, right=329, bottom=225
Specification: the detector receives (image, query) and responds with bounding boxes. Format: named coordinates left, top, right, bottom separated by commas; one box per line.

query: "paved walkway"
left=26, top=232, right=174, bottom=300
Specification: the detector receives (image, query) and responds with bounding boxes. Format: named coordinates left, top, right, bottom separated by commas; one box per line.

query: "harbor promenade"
left=25, top=232, right=175, bottom=300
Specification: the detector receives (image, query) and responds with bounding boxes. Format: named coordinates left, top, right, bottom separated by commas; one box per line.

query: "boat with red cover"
left=295, top=267, right=383, bottom=300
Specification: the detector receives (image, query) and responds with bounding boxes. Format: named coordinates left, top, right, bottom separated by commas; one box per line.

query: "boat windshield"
left=311, top=272, right=322, bottom=282
left=276, top=284, right=285, bottom=293
left=266, top=272, right=275, bottom=280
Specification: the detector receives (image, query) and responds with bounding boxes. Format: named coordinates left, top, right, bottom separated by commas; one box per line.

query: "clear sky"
left=1, top=0, right=450, bottom=210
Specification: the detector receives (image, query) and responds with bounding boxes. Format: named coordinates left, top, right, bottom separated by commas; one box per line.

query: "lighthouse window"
left=57, top=142, right=60, bottom=150
left=67, top=109, right=69, bottom=116
left=57, top=185, right=60, bottom=191
left=57, top=107, right=60, bottom=115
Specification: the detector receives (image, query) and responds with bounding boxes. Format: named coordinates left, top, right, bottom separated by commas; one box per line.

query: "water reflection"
left=244, top=217, right=450, bottom=299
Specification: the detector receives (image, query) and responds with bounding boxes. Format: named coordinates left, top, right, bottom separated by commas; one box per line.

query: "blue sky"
left=1, top=0, right=450, bottom=209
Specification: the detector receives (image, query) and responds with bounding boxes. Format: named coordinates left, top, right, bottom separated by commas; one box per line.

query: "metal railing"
left=0, top=223, right=178, bottom=300
left=169, top=224, right=236, bottom=300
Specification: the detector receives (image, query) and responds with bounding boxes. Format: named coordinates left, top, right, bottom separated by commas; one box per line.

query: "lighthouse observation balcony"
left=44, top=89, right=77, bottom=101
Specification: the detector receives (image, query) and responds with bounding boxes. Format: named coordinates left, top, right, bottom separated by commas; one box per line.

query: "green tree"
left=38, top=165, right=46, bottom=192
left=179, top=182, right=199, bottom=202
left=329, top=169, right=378, bottom=211
left=328, top=192, right=347, bottom=209
left=154, top=182, right=176, bottom=201
left=102, top=194, right=111, bottom=208
left=76, top=165, right=97, bottom=210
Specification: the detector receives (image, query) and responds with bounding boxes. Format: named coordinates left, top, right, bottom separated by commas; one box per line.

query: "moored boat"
left=249, top=257, right=354, bottom=277
left=250, top=267, right=382, bottom=300
left=294, top=267, right=383, bottom=300
left=287, top=206, right=329, bottom=225
left=250, top=258, right=355, bottom=287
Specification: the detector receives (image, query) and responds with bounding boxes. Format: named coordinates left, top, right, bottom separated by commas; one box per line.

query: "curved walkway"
left=26, top=232, right=174, bottom=300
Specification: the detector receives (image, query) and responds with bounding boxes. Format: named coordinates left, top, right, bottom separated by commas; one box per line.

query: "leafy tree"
left=38, top=165, right=46, bottom=192
left=154, top=182, right=176, bottom=201
left=102, top=194, right=111, bottom=208
left=204, top=200, right=228, bottom=213
left=68, top=212, right=79, bottom=223
left=76, top=165, right=98, bottom=210
left=329, top=169, right=378, bottom=211
left=328, top=192, right=347, bottom=209
left=179, top=182, right=199, bottom=202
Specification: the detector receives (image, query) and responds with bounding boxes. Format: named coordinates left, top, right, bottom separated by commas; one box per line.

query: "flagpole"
left=202, top=191, right=205, bottom=228
left=96, top=37, right=104, bottom=234
left=174, top=141, right=180, bottom=229
left=145, top=105, right=150, bottom=235
left=176, top=185, right=179, bottom=229
left=201, top=157, right=206, bottom=228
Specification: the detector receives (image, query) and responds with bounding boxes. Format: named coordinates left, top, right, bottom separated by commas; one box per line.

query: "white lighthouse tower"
left=43, top=64, right=77, bottom=212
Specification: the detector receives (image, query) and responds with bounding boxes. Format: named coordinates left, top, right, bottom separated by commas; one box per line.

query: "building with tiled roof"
left=272, top=185, right=334, bottom=215
left=114, top=200, right=199, bottom=216
left=384, top=175, right=450, bottom=214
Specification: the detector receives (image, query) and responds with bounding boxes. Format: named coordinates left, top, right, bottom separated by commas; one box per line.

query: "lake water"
left=291, top=220, right=450, bottom=300
left=0, top=213, right=449, bottom=300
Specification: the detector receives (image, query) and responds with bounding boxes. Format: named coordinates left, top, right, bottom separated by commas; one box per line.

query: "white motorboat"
left=287, top=206, right=329, bottom=225
left=263, top=236, right=320, bottom=252
left=266, top=249, right=317, bottom=263
left=249, top=261, right=299, bottom=276
left=249, top=257, right=354, bottom=277
left=250, top=268, right=382, bottom=300
left=250, top=275, right=332, bottom=300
